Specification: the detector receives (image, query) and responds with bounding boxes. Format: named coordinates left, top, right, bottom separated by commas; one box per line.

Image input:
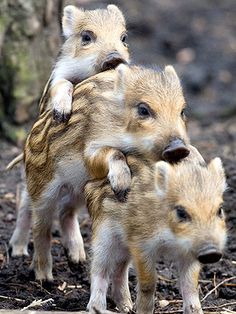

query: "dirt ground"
left=0, top=0, right=236, bottom=312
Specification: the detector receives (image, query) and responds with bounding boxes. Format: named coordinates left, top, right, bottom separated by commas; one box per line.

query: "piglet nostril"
left=101, top=53, right=126, bottom=71
left=198, top=247, right=222, bottom=264
left=162, top=138, right=190, bottom=163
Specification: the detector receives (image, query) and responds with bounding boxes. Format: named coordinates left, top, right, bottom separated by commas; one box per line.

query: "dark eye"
left=181, top=108, right=187, bottom=120
left=121, top=33, right=128, bottom=47
left=81, top=31, right=94, bottom=45
left=217, top=206, right=224, bottom=219
left=137, top=103, right=151, bottom=119
left=175, top=205, right=191, bottom=222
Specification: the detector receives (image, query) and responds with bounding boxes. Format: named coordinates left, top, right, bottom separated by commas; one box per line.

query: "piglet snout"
left=162, top=138, right=190, bottom=163
left=102, top=52, right=127, bottom=71
left=198, top=245, right=222, bottom=264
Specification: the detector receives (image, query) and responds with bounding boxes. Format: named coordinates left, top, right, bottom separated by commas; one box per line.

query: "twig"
left=20, top=298, right=54, bottom=311
left=0, top=295, right=24, bottom=302
left=222, top=308, right=236, bottom=314
left=204, top=301, right=236, bottom=310
left=213, top=272, right=217, bottom=296
left=156, top=308, right=183, bottom=313
left=224, top=283, right=236, bottom=287
left=157, top=274, right=176, bottom=282
left=30, top=281, right=52, bottom=295
left=199, top=279, right=212, bottom=284
left=157, top=300, right=236, bottom=313
left=4, top=242, right=9, bottom=265
left=201, top=276, right=236, bottom=302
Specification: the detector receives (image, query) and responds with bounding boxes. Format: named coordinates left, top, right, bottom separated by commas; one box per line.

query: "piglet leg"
left=131, top=247, right=156, bottom=314
left=50, top=79, right=73, bottom=122
left=59, top=207, right=86, bottom=264
left=177, top=259, right=203, bottom=314
left=31, top=205, right=53, bottom=282
left=9, top=185, right=31, bottom=257
left=85, top=147, right=131, bottom=202
left=111, top=260, right=133, bottom=313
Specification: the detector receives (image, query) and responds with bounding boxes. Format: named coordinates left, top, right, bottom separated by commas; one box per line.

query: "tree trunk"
left=0, top=0, right=63, bottom=142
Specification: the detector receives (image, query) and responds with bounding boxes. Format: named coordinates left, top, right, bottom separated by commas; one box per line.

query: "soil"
left=0, top=0, right=236, bottom=313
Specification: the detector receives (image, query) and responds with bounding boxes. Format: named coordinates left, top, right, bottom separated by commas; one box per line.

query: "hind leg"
left=9, top=184, right=31, bottom=256
left=111, top=260, right=133, bottom=313
left=59, top=207, right=86, bottom=264
left=31, top=204, right=54, bottom=281
left=87, top=220, right=129, bottom=312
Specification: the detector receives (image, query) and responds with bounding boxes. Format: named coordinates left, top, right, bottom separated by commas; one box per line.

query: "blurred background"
left=0, top=0, right=235, bottom=144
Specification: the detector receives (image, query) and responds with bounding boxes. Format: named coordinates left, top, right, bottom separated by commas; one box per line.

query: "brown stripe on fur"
left=29, top=111, right=52, bottom=137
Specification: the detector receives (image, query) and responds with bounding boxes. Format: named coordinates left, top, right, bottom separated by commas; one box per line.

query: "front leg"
left=50, top=79, right=73, bottom=122
left=131, top=247, right=156, bottom=314
left=177, top=259, right=203, bottom=314
left=85, top=147, right=131, bottom=202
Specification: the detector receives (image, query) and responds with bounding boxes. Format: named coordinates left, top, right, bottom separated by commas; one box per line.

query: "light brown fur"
left=85, top=148, right=227, bottom=314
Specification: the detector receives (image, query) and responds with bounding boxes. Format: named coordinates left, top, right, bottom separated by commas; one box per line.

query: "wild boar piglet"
left=15, top=64, right=190, bottom=281
left=86, top=148, right=227, bottom=314
left=44, top=3, right=130, bottom=121
left=9, top=2, right=129, bottom=256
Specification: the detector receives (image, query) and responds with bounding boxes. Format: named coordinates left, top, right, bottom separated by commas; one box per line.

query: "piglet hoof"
left=108, top=163, right=132, bottom=202
left=35, top=271, right=54, bottom=283
left=87, top=303, right=106, bottom=314
left=8, top=244, right=29, bottom=258
left=184, top=305, right=204, bottom=314
left=117, top=302, right=133, bottom=313
left=63, top=243, right=86, bottom=263
left=53, top=109, right=71, bottom=123
left=30, top=261, right=54, bottom=282
left=64, top=248, right=86, bottom=272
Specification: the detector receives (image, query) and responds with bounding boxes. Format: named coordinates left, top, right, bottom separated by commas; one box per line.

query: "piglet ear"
left=62, top=5, right=84, bottom=38
left=164, top=65, right=178, bottom=78
left=185, top=145, right=206, bottom=165
left=154, top=161, right=170, bottom=198
left=107, top=4, right=125, bottom=22
left=208, top=157, right=227, bottom=192
left=114, top=63, right=129, bottom=98
left=107, top=4, right=121, bottom=13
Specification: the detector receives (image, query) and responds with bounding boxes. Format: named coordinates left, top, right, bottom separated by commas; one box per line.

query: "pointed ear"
left=154, top=161, right=171, bottom=198
left=114, top=63, right=129, bottom=98
left=186, top=145, right=206, bottom=165
left=62, top=5, right=84, bottom=38
left=164, top=65, right=180, bottom=81
left=208, top=157, right=227, bottom=191
left=107, top=4, right=125, bottom=22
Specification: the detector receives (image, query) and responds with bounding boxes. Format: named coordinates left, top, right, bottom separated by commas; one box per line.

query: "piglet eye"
left=81, top=31, right=94, bottom=45
left=217, top=206, right=224, bottom=219
left=181, top=108, right=187, bottom=120
left=137, top=103, right=151, bottom=119
left=121, top=33, right=128, bottom=47
left=175, top=205, right=191, bottom=222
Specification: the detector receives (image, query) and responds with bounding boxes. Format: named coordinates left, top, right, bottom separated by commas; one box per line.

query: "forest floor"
left=0, top=117, right=235, bottom=313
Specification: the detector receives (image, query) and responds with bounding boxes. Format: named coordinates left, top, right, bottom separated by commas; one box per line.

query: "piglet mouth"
left=101, top=52, right=128, bottom=71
